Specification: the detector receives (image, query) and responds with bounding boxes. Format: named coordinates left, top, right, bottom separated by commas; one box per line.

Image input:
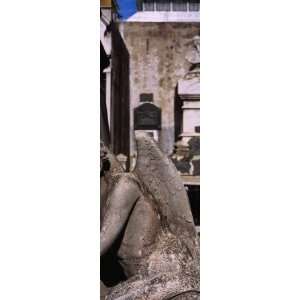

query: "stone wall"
left=119, top=22, right=200, bottom=166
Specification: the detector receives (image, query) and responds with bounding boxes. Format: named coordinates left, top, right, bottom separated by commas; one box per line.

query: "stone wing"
left=133, top=132, right=198, bottom=257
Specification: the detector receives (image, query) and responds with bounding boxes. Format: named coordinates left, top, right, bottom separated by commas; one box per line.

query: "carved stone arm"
left=100, top=175, right=141, bottom=256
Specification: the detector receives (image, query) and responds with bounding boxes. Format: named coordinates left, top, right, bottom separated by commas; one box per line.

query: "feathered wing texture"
left=134, top=132, right=199, bottom=258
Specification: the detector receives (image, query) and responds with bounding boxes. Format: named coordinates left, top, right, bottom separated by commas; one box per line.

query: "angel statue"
left=100, top=132, right=199, bottom=299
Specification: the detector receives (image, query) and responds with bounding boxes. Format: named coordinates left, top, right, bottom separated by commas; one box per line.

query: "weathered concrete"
left=119, top=22, right=200, bottom=166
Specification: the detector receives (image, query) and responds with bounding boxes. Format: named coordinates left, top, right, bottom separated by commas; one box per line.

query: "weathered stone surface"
left=178, top=75, right=200, bottom=98
left=119, top=22, right=200, bottom=157
left=100, top=134, right=199, bottom=299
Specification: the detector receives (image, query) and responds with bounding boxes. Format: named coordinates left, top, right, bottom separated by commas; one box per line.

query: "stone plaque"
left=134, top=103, right=161, bottom=130
left=140, top=93, right=153, bottom=102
